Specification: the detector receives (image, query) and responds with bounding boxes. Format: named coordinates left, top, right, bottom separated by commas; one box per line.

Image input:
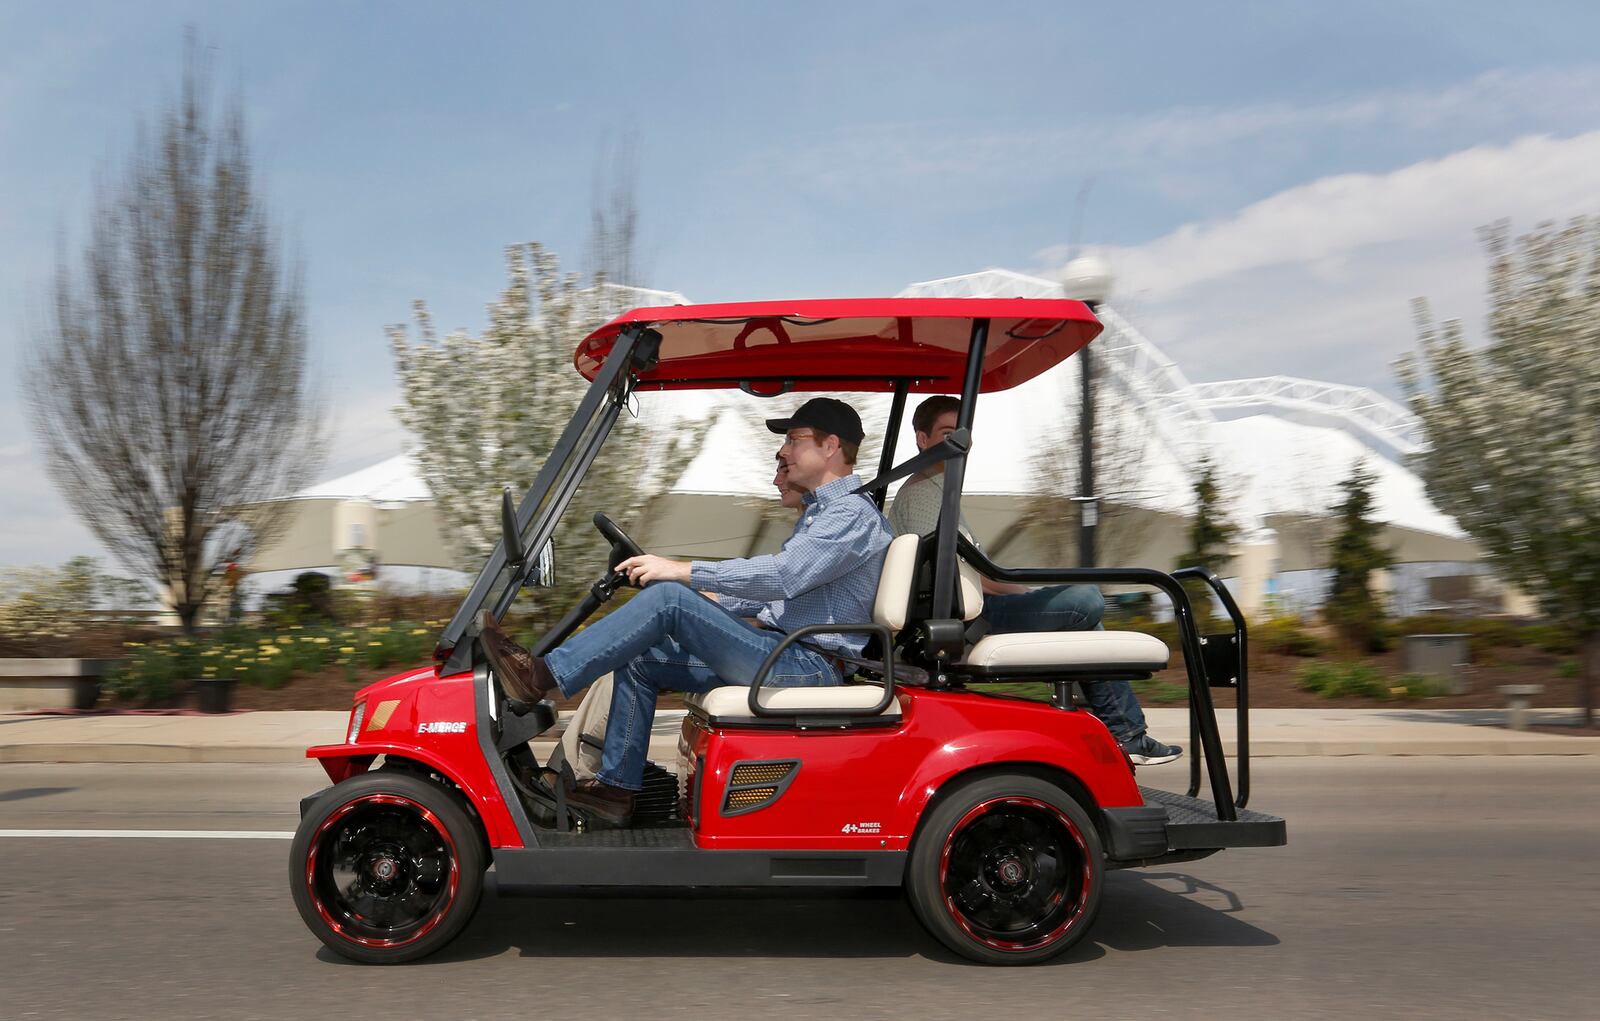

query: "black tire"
left=906, top=773, right=1104, bottom=965
left=290, top=771, right=486, bottom=964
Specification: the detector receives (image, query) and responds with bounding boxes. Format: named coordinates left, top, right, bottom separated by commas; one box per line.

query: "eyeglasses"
left=778, top=430, right=819, bottom=450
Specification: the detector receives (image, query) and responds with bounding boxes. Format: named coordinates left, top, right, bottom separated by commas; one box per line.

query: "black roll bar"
left=1173, top=566, right=1252, bottom=809
left=747, top=623, right=897, bottom=718
left=954, top=536, right=1243, bottom=822
left=493, top=396, right=626, bottom=623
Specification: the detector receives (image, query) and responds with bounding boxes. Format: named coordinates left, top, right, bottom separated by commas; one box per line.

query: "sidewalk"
left=1, top=707, right=1597, bottom=764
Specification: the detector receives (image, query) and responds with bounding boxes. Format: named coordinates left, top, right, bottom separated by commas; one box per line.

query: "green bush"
left=1108, top=614, right=1180, bottom=649
left=1525, top=623, right=1578, bottom=655
left=1296, top=661, right=1389, bottom=699
left=1557, top=658, right=1580, bottom=679
left=105, top=639, right=200, bottom=704
left=1389, top=614, right=1547, bottom=658
left=104, top=618, right=447, bottom=702
left=1132, top=679, right=1189, bottom=704
left=261, top=571, right=338, bottom=627
left=1389, top=673, right=1452, bottom=699
left=1254, top=613, right=1324, bottom=657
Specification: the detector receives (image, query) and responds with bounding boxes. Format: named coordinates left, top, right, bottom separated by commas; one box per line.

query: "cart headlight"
left=347, top=701, right=367, bottom=744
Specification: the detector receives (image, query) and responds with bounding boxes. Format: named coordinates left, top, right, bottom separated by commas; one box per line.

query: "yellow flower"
left=339, top=646, right=355, bottom=654
left=313, top=637, right=329, bottom=644
left=367, top=641, right=381, bottom=647
left=410, top=628, right=427, bottom=635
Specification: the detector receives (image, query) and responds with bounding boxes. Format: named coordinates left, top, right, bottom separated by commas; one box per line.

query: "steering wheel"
left=592, top=512, right=645, bottom=580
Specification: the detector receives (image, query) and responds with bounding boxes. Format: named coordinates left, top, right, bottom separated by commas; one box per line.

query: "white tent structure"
left=254, top=272, right=1513, bottom=616
left=244, top=453, right=469, bottom=597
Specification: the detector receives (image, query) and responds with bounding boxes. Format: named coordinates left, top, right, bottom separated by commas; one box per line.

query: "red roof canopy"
left=574, top=297, right=1102, bottom=394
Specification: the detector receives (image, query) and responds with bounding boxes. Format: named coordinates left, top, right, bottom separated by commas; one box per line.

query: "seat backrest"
left=873, top=532, right=984, bottom=631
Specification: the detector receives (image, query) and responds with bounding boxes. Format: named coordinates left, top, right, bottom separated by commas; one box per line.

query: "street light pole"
left=1079, top=337, right=1096, bottom=568
left=1060, top=256, right=1114, bottom=569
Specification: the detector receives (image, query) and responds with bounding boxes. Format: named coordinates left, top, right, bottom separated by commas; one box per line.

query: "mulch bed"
left=1208, top=645, right=1588, bottom=711
left=124, top=643, right=1587, bottom=717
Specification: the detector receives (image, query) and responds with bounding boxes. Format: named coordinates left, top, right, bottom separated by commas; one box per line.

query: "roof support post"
left=873, top=381, right=910, bottom=510
left=930, top=318, right=988, bottom=620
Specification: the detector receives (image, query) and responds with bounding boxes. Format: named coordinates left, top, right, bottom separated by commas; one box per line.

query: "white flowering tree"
left=389, top=243, right=701, bottom=618
left=1400, top=219, right=1600, bottom=725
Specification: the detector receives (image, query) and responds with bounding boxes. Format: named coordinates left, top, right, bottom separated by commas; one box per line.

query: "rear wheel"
left=290, top=771, right=486, bottom=964
left=906, top=774, right=1103, bottom=965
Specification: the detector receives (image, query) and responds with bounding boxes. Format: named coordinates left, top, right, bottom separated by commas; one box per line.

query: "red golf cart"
left=288, top=298, right=1286, bottom=965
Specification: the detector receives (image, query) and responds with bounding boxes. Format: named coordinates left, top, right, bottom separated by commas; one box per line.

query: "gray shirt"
left=886, top=473, right=975, bottom=540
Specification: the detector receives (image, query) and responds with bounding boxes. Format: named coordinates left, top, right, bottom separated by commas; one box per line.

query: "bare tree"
left=26, top=39, right=324, bottom=633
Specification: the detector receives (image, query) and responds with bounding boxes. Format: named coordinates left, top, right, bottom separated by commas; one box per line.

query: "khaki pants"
left=553, top=673, right=613, bottom=781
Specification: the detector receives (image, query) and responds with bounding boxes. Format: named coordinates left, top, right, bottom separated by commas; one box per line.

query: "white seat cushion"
left=686, top=684, right=901, bottom=719
left=873, top=532, right=984, bottom=630
left=961, top=630, right=1170, bottom=672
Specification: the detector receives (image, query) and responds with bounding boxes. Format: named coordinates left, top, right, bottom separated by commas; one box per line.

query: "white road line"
left=0, top=829, right=294, bottom=839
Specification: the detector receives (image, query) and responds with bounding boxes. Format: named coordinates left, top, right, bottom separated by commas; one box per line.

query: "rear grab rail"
left=954, top=536, right=1247, bottom=820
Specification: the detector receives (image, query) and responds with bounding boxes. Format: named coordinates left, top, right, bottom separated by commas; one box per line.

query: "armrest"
left=748, top=623, right=896, bottom=718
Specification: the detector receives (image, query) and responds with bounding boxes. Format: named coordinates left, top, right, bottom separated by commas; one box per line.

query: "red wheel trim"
left=937, top=795, right=1092, bottom=954
left=305, top=793, right=461, bottom=950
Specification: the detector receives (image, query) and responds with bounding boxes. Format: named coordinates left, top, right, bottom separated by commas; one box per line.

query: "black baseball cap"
left=765, top=397, right=865, bottom=446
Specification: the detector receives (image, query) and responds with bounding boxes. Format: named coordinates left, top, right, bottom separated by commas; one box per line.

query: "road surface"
left=1, top=757, right=1594, bottom=1020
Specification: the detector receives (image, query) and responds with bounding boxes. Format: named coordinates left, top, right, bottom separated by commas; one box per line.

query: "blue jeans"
left=544, top=583, right=837, bottom=790
left=982, top=584, right=1149, bottom=743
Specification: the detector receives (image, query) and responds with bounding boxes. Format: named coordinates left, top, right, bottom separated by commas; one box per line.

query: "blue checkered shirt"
left=690, top=474, right=893, bottom=657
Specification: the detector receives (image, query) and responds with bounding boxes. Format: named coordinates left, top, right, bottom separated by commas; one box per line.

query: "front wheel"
left=290, top=771, right=486, bottom=964
left=906, top=774, right=1104, bottom=965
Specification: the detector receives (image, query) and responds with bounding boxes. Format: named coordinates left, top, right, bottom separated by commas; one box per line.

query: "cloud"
left=1052, top=131, right=1600, bottom=392
left=1093, top=132, right=1600, bottom=293
left=745, top=66, right=1600, bottom=210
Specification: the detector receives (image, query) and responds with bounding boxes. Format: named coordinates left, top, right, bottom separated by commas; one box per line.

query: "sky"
left=4, top=0, right=1600, bottom=567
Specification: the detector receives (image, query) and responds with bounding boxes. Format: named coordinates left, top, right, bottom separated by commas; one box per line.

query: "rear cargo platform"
left=1140, top=786, right=1287, bottom=849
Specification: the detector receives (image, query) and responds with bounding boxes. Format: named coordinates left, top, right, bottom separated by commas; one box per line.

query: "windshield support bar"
left=436, top=326, right=646, bottom=674
left=930, top=318, right=988, bottom=621
left=492, top=395, right=625, bottom=626
left=871, top=382, right=910, bottom=510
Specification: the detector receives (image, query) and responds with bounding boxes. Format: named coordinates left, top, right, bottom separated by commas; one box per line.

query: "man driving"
left=480, top=397, right=893, bottom=824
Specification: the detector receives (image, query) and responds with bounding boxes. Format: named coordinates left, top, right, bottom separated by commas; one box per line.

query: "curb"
left=4, top=709, right=1598, bottom=764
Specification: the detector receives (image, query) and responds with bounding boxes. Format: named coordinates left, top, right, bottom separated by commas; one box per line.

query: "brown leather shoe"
left=476, top=610, right=559, bottom=705
left=566, top=778, right=636, bottom=826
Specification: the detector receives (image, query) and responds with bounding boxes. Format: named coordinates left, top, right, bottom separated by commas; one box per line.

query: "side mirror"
left=501, top=486, right=526, bottom=568
left=527, top=540, right=556, bottom=588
